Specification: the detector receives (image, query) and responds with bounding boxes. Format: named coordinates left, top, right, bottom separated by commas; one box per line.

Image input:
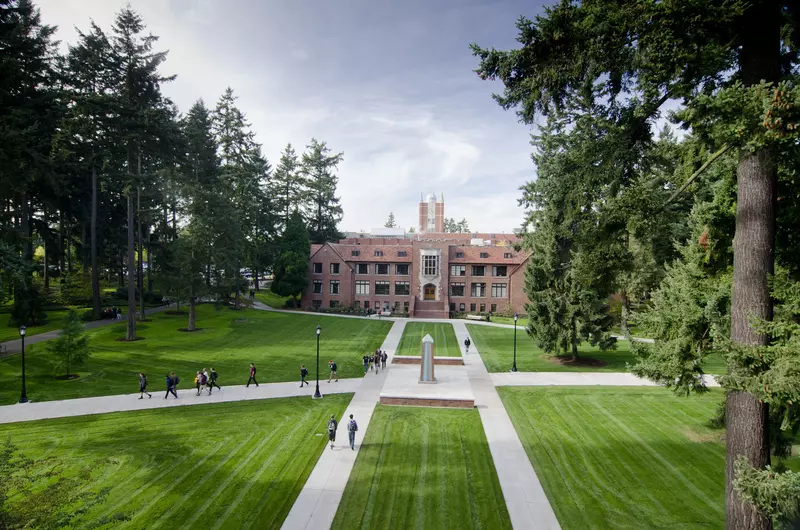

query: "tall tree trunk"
left=234, top=260, right=241, bottom=310
left=118, top=251, right=124, bottom=288
left=91, top=164, right=101, bottom=319
left=726, top=5, right=780, bottom=529
left=43, top=239, right=49, bottom=289
left=188, top=285, right=196, bottom=331
left=570, top=315, right=578, bottom=361
left=59, top=209, right=65, bottom=274
left=81, top=222, right=89, bottom=273
left=137, top=184, right=144, bottom=321
left=620, top=290, right=630, bottom=334
left=66, top=221, right=72, bottom=273
left=147, top=234, right=153, bottom=292
left=126, top=189, right=137, bottom=341
left=254, top=269, right=259, bottom=291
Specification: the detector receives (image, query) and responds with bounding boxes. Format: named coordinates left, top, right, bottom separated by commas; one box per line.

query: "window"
left=374, top=301, right=380, bottom=309
left=450, top=265, right=466, bottom=277
left=375, top=281, right=390, bottom=295
left=398, top=251, right=407, bottom=257
left=470, top=303, right=476, bottom=312
left=312, top=300, right=322, bottom=309
left=472, top=265, right=485, bottom=276
left=355, top=280, right=370, bottom=295
left=449, top=282, right=465, bottom=297
left=404, top=301, right=409, bottom=312
left=456, top=251, right=464, bottom=258
left=330, top=280, right=340, bottom=294
left=423, top=255, right=439, bottom=276
left=394, top=301, right=400, bottom=311
left=351, top=250, right=360, bottom=257
left=376, top=264, right=389, bottom=275
left=356, top=263, right=369, bottom=274
left=313, top=263, right=322, bottom=274
left=504, top=253, right=512, bottom=259
left=493, top=266, right=508, bottom=277
left=459, top=303, right=466, bottom=311
left=354, top=300, right=361, bottom=309
left=449, top=302, right=456, bottom=312
left=490, top=304, right=497, bottom=313
left=395, top=264, right=409, bottom=275
left=312, top=280, right=322, bottom=294
left=330, top=263, right=340, bottom=274
left=330, top=300, right=339, bottom=308
left=491, top=283, right=508, bottom=298
left=395, top=281, right=410, bottom=295
left=374, top=250, right=383, bottom=257
left=471, top=283, right=486, bottom=297
left=480, top=252, right=489, bottom=258
left=480, top=303, right=486, bottom=312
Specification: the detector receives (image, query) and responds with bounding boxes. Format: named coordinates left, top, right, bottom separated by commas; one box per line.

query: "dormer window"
left=374, top=250, right=383, bottom=257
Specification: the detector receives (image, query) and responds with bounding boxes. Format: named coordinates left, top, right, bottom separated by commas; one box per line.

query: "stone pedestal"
left=419, top=334, right=436, bottom=384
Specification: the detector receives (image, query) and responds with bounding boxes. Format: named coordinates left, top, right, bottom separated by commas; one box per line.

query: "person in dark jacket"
left=464, top=337, right=471, bottom=353
left=300, top=364, right=309, bottom=387
left=164, top=373, right=178, bottom=399
left=247, top=363, right=258, bottom=387
left=208, top=367, right=222, bottom=392
left=362, top=354, right=369, bottom=374
left=327, top=414, right=338, bottom=449
left=139, top=372, right=152, bottom=399
left=347, top=414, right=358, bottom=450
left=328, top=360, right=338, bottom=383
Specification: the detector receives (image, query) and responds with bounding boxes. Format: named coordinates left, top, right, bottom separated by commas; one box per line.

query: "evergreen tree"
left=301, top=138, right=344, bottom=244
left=271, top=212, right=310, bottom=307
left=47, top=310, right=90, bottom=377
left=271, top=143, right=304, bottom=229
left=384, top=212, right=396, bottom=228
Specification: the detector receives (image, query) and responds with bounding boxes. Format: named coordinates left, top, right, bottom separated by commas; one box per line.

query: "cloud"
left=291, top=48, right=309, bottom=61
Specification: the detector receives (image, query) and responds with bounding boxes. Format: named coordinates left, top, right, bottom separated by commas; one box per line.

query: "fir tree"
left=301, top=138, right=344, bottom=244
left=47, top=310, right=90, bottom=378
left=271, top=212, right=310, bottom=307
left=384, top=212, right=396, bottom=228
left=272, top=143, right=304, bottom=229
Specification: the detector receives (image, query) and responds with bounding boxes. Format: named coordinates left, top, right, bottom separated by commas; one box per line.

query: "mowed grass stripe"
left=499, top=387, right=724, bottom=530
left=2, top=395, right=353, bottom=529
left=331, top=406, right=511, bottom=530
left=396, top=323, right=461, bottom=357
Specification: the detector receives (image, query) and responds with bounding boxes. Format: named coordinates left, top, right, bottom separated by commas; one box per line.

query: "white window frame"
left=355, top=280, right=370, bottom=295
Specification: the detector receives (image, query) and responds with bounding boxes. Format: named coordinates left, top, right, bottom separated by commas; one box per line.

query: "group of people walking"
left=327, top=413, right=359, bottom=450
left=362, top=350, right=387, bottom=373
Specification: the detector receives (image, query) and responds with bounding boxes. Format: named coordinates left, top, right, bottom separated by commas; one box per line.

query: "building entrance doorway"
left=423, top=284, right=436, bottom=300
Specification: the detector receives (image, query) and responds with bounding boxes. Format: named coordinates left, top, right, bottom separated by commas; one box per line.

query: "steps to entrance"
left=412, top=298, right=448, bottom=319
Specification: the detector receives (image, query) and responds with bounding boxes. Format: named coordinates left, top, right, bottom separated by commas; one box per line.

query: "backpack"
left=328, top=420, right=336, bottom=432
left=331, top=363, right=337, bottom=371
left=174, top=376, right=180, bottom=385
left=301, top=368, right=308, bottom=377
left=349, top=420, right=358, bottom=432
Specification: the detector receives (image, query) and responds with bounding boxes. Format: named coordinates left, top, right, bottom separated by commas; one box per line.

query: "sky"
left=37, top=0, right=547, bottom=234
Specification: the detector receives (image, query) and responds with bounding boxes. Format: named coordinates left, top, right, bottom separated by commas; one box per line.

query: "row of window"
left=449, top=283, right=508, bottom=298
left=312, top=300, right=412, bottom=311
left=350, top=249, right=408, bottom=258
left=313, top=263, right=411, bottom=275
left=449, top=265, right=507, bottom=277
left=451, top=302, right=498, bottom=313
left=313, top=280, right=411, bottom=296
left=454, top=251, right=513, bottom=259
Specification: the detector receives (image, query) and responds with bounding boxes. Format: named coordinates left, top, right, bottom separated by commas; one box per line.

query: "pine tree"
left=301, top=138, right=344, bottom=244
left=384, top=212, right=396, bottom=228
left=272, top=143, right=304, bottom=229
left=47, top=310, right=90, bottom=378
left=271, top=212, right=310, bottom=307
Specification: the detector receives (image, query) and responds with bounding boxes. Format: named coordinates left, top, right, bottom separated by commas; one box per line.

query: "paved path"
left=0, top=304, right=177, bottom=354
left=491, top=371, right=720, bottom=387
left=0, top=378, right=363, bottom=424
left=454, top=321, right=561, bottom=530
left=281, top=320, right=406, bottom=530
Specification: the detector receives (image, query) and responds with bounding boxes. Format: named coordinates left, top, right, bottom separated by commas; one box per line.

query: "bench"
left=378, top=311, right=392, bottom=317
left=465, top=314, right=487, bottom=321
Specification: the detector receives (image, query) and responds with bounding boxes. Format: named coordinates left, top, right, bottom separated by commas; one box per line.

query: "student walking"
left=194, top=371, right=202, bottom=395
left=347, top=414, right=358, bottom=450
left=247, top=363, right=259, bottom=387
left=164, top=372, right=178, bottom=399
left=381, top=351, right=387, bottom=370
left=362, top=354, right=369, bottom=374
left=139, top=372, right=152, bottom=399
left=208, top=367, right=222, bottom=392
left=464, top=337, right=471, bottom=353
left=328, top=360, right=338, bottom=383
left=201, top=368, right=212, bottom=395
left=300, top=364, right=309, bottom=387
left=327, top=414, right=338, bottom=449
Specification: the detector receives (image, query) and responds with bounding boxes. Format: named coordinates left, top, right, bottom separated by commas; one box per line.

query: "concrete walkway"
left=0, top=303, right=177, bottom=354
left=281, top=320, right=406, bottom=530
left=454, top=321, right=561, bottom=530
left=0, top=378, right=363, bottom=424
left=491, top=371, right=720, bottom=387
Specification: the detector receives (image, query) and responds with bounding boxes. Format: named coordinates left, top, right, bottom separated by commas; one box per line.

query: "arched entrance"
left=423, top=284, right=436, bottom=300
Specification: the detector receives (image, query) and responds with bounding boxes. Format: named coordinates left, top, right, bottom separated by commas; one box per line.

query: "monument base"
left=380, top=396, right=473, bottom=408
left=392, top=356, right=464, bottom=366
left=379, top=364, right=475, bottom=409
left=418, top=379, right=438, bottom=384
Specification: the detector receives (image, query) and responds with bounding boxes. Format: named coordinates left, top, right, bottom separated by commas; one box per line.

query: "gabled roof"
left=448, top=246, right=530, bottom=265
left=331, top=244, right=413, bottom=263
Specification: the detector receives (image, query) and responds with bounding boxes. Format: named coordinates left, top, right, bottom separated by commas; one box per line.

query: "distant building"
left=300, top=194, right=531, bottom=318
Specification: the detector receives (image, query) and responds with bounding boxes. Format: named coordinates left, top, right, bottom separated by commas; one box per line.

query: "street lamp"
left=313, top=325, right=322, bottom=399
left=511, top=314, right=518, bottom=372
left=19, top=325, right=28, bottom=403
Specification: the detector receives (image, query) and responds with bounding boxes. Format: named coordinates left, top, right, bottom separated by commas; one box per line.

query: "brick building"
left=300, top=194, right=531, bottom=318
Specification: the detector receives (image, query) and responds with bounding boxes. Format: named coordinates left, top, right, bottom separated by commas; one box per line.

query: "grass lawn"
left=0, top=305, right=391, bottom=404
left=3, top=395, right=352, bottom=529
left=254, top=290, right=292, bottom=308
left=0, top=309, right=70, bottom=343
left=395, top=322, right=461, bottom=357
left=486, top=315, right=530, bottom=328
left=467, top=324, right=727, bottom=375
left=500, top=386, right=724, bottom=529
left=331, top=406, right=511, bottom=530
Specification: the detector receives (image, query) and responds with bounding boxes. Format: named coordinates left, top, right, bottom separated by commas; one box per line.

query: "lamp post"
left=313, top=325, right=322, bottom=399
left=511, top=314, right=518, bottom=372
left=19, top=325, right=28, bottom=403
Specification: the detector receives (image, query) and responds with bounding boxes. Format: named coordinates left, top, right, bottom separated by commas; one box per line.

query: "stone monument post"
left=419, top=334, right=437, bottom=383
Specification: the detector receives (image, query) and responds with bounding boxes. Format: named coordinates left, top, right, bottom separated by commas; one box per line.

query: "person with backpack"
left=208, top=367, right=222, bottom=392
left=194, top=371, right=201, bottom=395
left=327, top=414, right=338, bottom=449
left=381, top=351, right=387, bottom=370
left=247, top=363, right=258, bottom=387
left=197, top=370, right=208, bottom=396
left=347, top=414, right=358, bottom=450
left=164, top=372, right=178, bottom=399
left=139, top=372, right=152, bottom=399
left=362, top=354, right=369, bottom=374
left=464, top=337, right=471, bottom=353
left=300, top=364, right=309, bottom=387
left=328, top=360, right=338, bottom=383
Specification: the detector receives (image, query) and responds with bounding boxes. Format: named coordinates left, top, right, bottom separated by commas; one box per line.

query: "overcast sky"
left=38, top=0, right=545, bottom=234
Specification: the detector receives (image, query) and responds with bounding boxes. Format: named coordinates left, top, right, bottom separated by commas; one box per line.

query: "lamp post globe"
left=313, top=325, right=322, bottom=399
left=19, top=325, right=28, bottom=403
left=511, top=313, right=518, bottom=372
